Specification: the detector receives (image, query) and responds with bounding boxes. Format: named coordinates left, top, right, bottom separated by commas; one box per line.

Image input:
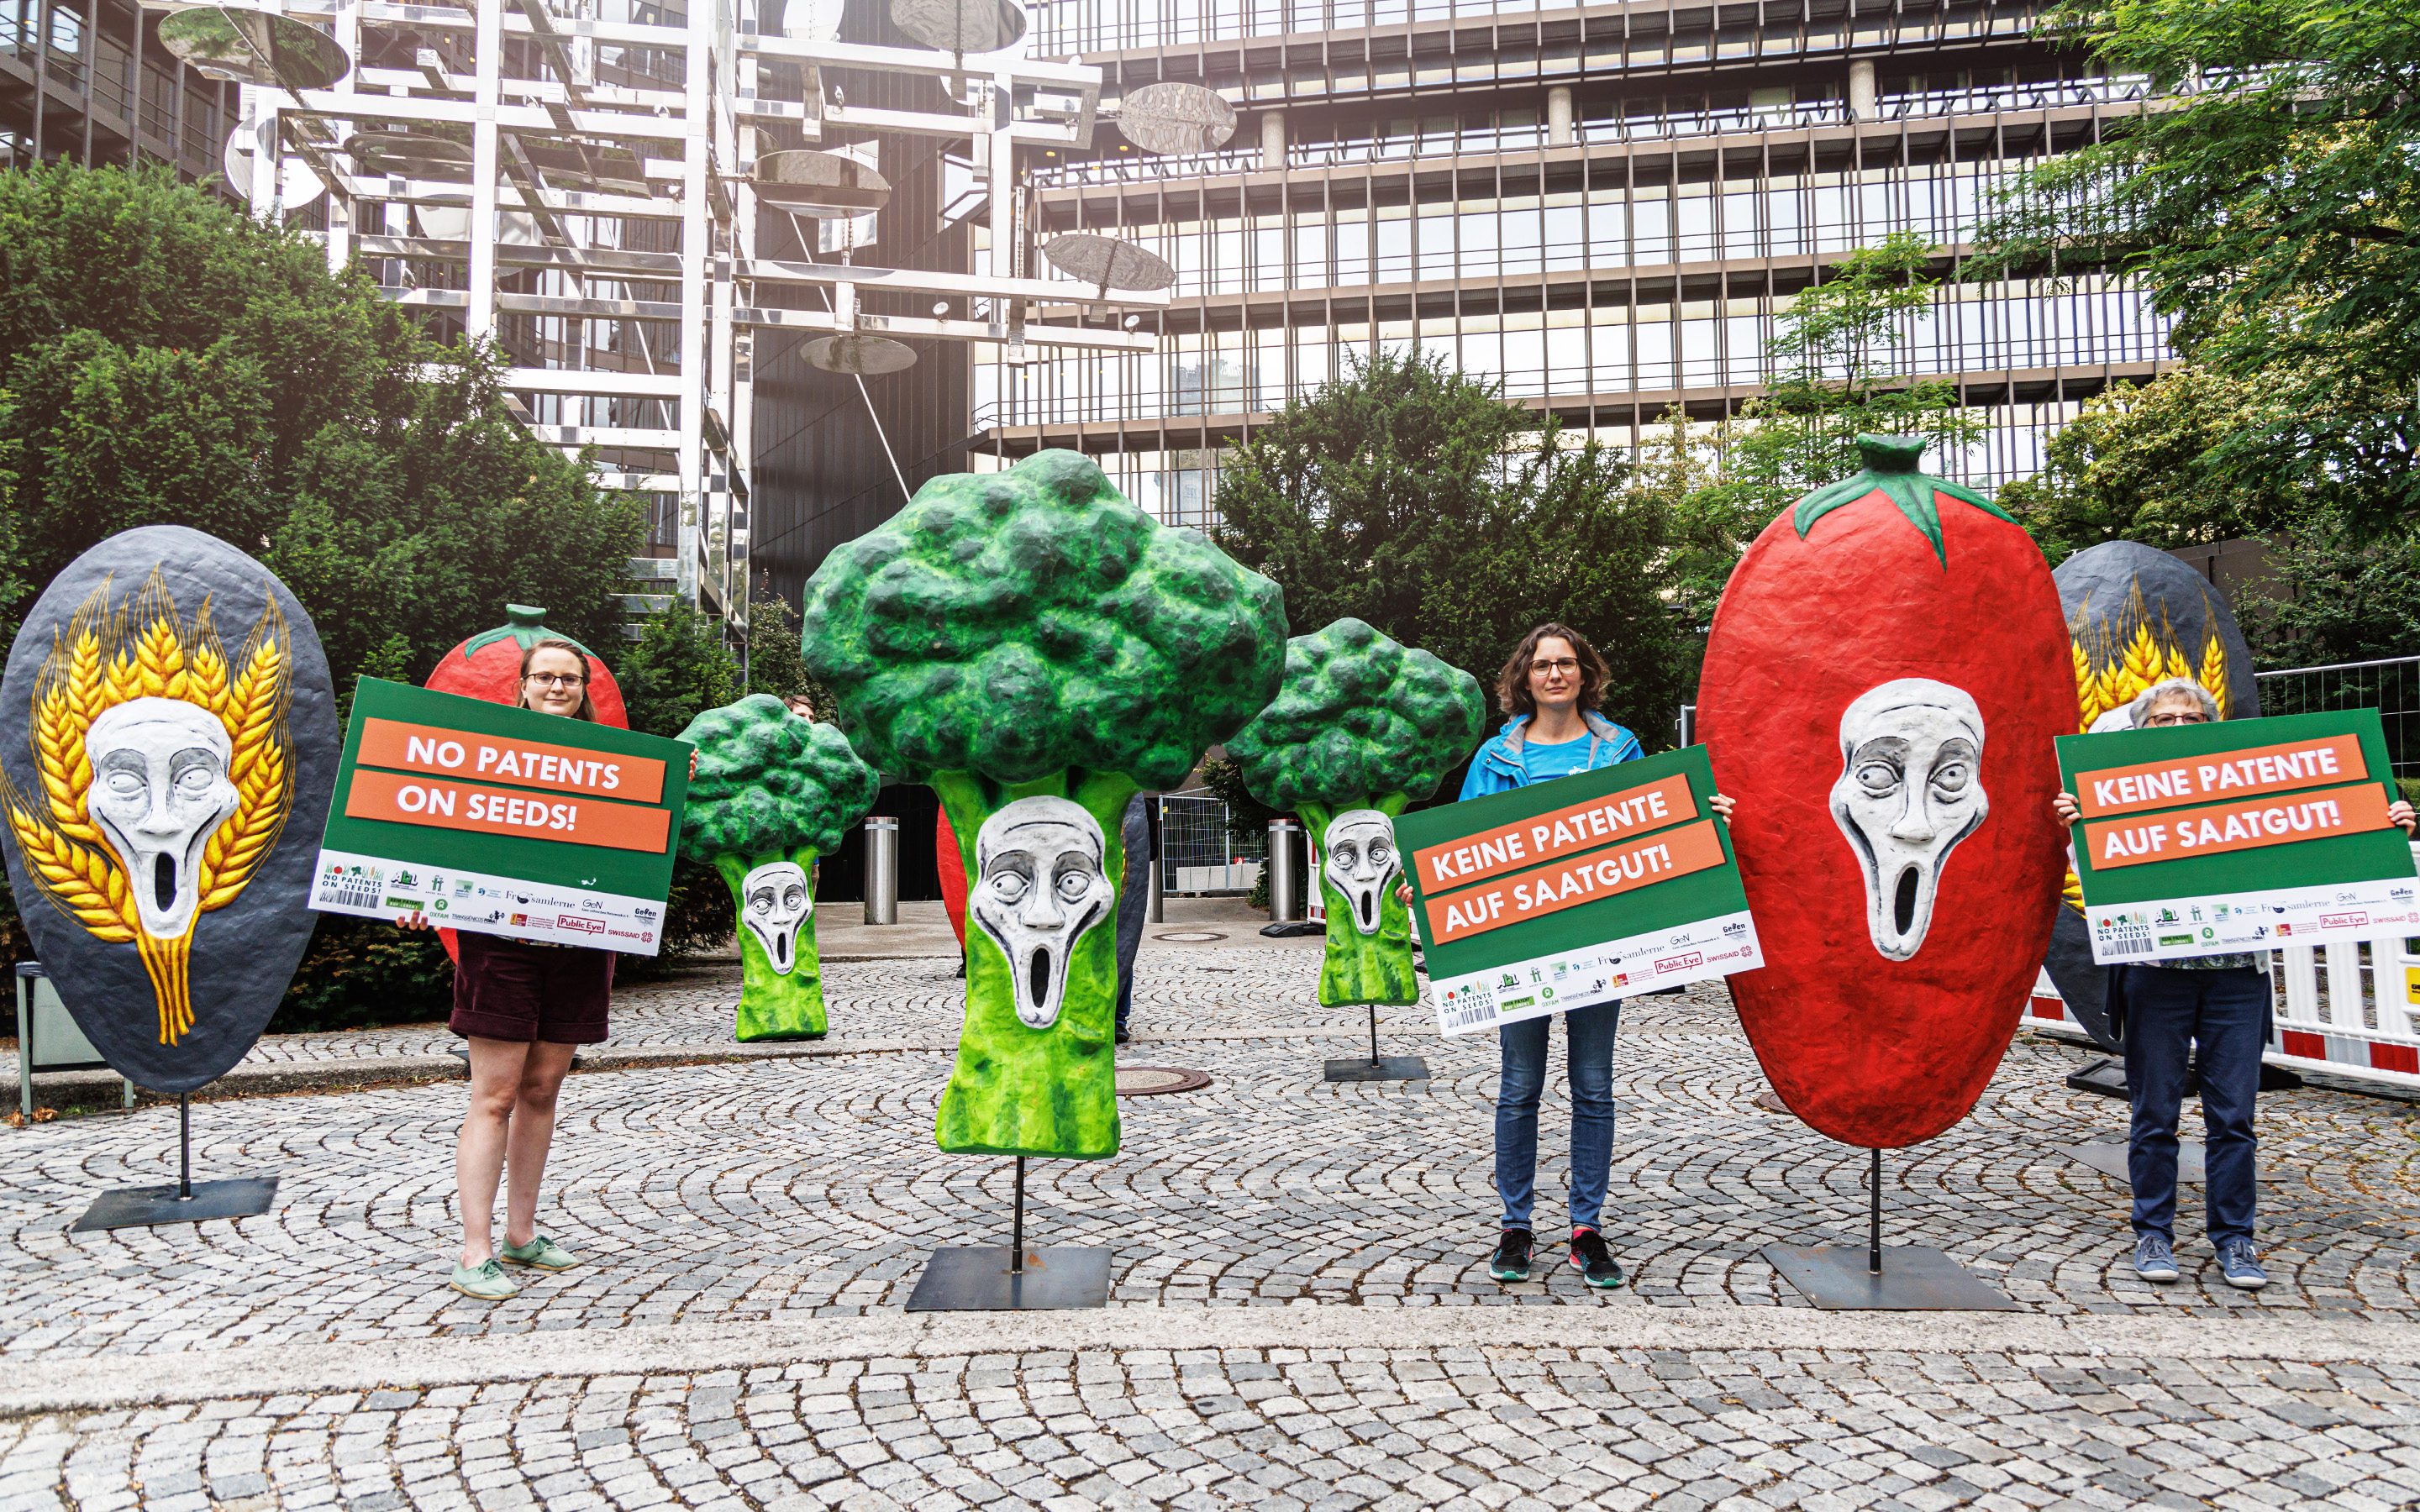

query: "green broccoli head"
left=800, top=450, right=1288, bottom=790
left=676, top=694, right=880, bottom=861
left=1225, top=618, right=1487, bottom=812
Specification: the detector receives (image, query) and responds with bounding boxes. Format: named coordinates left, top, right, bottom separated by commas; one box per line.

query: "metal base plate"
left=1763, top=1243, right=2021, bottom=1311
left=71, top=1177, right=278, bottom=1233
left=2069, top=1137, right=2205, bottom=1185
left=2066, top=1057, right=2130, bottom=1100
left=904, top=1247, right=1112, bottom=1312
left=1324, top=1055, right=1429, bottom=1083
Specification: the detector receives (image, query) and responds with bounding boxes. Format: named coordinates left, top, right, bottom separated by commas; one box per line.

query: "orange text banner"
left=357, top=717, right=666, bottom=803
left=1413, top=773, right=1698, bottom=893
left=2080, top=782, right=2391, bottom=870
left=2072, top=733, right=2365, bottom=819
left=343, top=769, right=671, bottom=853
left=1421, top=819, right=1728, bottom=943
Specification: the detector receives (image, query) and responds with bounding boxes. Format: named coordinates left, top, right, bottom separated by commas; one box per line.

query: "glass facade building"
left=976, top=0, right=2170, bottom=528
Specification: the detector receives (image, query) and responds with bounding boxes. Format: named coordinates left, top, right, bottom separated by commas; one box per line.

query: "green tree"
left=740, top=591, right=830, bottom=712
left=1211, top=346, right=1688, bottom=744
left=616, top=602, right=737, bottom=738
left=1670, top=232, right=1984, bottom=621
left=803, top=449, right=1286, bottom=1159
left=1995, top=365, right=2302, bottom=563
left=1974, top=0, right=2420, bottom=534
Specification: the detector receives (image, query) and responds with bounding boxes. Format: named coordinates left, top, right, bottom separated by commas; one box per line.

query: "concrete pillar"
left=1849, top=59, right=1877, bottom=121
left=1547, top=85, right=1574, bottom=146
left=1260, top=109, right=1285, bottom=169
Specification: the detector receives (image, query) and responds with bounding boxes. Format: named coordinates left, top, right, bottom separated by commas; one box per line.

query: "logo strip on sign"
left=1421, top=819, right=1728, bottom=942
left=356, top=717, right=668, bottom=803
left=2072, top=734, right=2365, bottom=819
left=2079, top=780, right=2392, bottom=871
left=342, top=767, right=671, bottom=853
left=1412, top=773, right=1698, bottom=892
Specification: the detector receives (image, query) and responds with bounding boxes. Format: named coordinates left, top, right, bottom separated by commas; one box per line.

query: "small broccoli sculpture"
left=802, top=450, right=1286, bottom=1158
left=677, top=695, right=880, bottom=1042
left=1227, top=619, right=1486, bottom=1006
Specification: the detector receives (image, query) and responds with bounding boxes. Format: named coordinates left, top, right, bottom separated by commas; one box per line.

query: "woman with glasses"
left=404, top=638, right=622, bottom=1301
left=1432, top=623, right=1730, bottom=1291
left=2053, top=678, right=2415, bottom=1292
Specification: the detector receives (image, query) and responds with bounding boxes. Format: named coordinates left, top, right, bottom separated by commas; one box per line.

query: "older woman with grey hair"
left=2054, top=676, right=2415, bottom=1292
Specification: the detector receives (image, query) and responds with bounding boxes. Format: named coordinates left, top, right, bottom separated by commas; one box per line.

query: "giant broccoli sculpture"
left=802, top=450, right=1286, bottom=1158
left=677, top=695, right=880, bottom=1042
left=1227, top=619, right=1486, bottom=1007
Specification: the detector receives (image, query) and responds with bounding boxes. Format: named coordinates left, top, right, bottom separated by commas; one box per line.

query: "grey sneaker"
left=449, top=1257, right=520, bottom=1301
left=2133, top=1232, right=2179, bottom=1283
left=2217, top=1239, right=2269, bottom=1290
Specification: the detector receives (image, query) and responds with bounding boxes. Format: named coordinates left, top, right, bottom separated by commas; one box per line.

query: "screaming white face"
left=972, top=796, right=1116, bottom=1029
left=85, top=697, right=240, bottom=940
left=739, top=860, right=812, bottom=974
left=1829, top=679, right=1988, bottom=963
left=1322, top=809, right=1398, bottom=937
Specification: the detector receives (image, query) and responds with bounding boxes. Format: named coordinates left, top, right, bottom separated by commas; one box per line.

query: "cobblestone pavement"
left=4, top=948, right=2417, bottom=1508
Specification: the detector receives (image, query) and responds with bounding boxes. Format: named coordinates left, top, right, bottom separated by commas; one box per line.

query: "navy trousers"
left=2118, top=964, right=2267, bottom=1245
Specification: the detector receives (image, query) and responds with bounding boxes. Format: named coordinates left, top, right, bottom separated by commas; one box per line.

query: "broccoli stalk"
left=803, top=450, right=1286, bottom=1158
left=676, top=695, right=880, bottom=1041
left=1226, top=619, right=1486, bottom=1008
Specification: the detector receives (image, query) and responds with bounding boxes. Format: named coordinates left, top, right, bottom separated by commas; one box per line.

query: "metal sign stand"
left=905, top=1156, right=1110, bottom=1311
left=1323, top=1005, right=1429, bottom=1083
left=71, top=1093, right=278, bottom=1232
left=1761, top=1147, right=2018, bottom=1310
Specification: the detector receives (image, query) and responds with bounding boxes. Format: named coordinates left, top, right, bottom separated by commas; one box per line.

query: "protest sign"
left=2058, top=709, right=2418, bottom=964
left=309, top=679, right=689, bottom=954
left=1396, top=746, right=1760, bottom=1034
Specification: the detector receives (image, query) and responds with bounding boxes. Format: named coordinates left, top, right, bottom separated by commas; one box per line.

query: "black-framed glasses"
left=523, top=671, right=587, bottom=689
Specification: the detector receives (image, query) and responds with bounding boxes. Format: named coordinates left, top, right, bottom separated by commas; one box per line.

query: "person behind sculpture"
left=2053, top=677, right=2417, bottom=1291
left=1413, top=623, right=1731, bottom=1291
left=399, top=639, right=680, bottom=1302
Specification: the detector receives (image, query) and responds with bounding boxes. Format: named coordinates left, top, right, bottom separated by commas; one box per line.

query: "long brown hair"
left=1494, top=622, right=1609, bottom=719
left=518, top=638, right=599, bottom=722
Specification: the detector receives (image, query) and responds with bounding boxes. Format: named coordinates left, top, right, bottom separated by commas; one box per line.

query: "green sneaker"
left=450, top=1257, right=520, bottom=1301
left=499, top=1234, right=578, bottom=1271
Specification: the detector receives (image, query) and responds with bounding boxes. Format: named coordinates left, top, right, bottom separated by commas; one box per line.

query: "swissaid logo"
left=557, top=914, right=607, bottom=936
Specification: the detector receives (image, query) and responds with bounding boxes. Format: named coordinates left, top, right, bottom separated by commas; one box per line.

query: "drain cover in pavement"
left=1154, top=930, right=1227, bottom=942
left=1115, top=1064, right=1211, bottom=1096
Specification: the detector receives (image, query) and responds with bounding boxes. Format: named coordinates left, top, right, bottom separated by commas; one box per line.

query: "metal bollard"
left=1146, top=848, right=1164, bottom=923
left=863, top=816, right=899, bottom=925
left=1266, top=816, right=1304, bottom=921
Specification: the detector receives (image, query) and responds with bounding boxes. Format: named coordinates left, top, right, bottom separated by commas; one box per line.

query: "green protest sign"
left=1395, top=745, right=1760, bottom=1034
left=308, top=679, right=690, bottom=954
left=2058, top=708, right=2418, bottom=964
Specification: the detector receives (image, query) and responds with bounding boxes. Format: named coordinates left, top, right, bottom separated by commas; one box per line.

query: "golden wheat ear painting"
left=0, top=527, right=336, bottom=1095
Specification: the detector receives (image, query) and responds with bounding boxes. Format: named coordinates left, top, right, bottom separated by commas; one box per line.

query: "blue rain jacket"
left=1456, top=711, right=1644, bottom=800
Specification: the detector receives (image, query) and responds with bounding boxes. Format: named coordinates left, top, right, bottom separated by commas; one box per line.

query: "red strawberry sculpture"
left=425, top=604, right=629, bottom=729
left=1700, top=436, right=2069, bottom=1148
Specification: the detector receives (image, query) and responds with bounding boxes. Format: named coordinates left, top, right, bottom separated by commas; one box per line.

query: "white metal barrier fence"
left=1157, top=795, right=1264, bottom=895
left=2027, top=844, right=2420, bottom=1091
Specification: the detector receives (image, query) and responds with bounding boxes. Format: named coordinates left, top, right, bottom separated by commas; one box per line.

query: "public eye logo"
left=557, top=914, right=605, bottom=935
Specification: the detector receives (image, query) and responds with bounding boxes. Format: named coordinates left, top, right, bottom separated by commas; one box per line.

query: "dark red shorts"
left=450, top=933, right=613, bottom=1045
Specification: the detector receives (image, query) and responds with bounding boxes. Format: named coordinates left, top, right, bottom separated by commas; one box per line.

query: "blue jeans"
left=1495, top=1000, right=1622, bottom=1233
left=2118, top=964, right=2266, bottom=1246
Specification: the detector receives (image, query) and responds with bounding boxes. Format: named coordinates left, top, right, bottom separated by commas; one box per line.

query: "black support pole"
left=1009, top=1156, right=1026, bottom=1273
left=177, top=1093, right=192, bottom=1201
left=1367, top=1005, right=1379, bottom=1066
left=1867, top=1146, right=1881, bottom=1275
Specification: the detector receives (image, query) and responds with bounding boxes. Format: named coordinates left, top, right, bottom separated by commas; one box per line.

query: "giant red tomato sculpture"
left=425, top=603, right=628, bottom=728
left=1699, top=436, right=2069, bottom=1148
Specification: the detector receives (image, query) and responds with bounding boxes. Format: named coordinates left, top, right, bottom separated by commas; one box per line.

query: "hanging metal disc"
left=343, top=129, right=472, bottom=179
left=804, top=335, right=918, bottom=375
left=222, top=123, right=325, bottom=209
left=781, top=0, right=841, bottom=41
left=1042, top=232, right=1176, bottom=293
left=518, top=136, right=654, bottom=197
left=411, top=203, right=470, bottom=240
left=754, top=150, right=892, bottom=218
left=888, top=0, right=1024, bottom=55
left=159, top=6, right=350, bottom=92
left=1116, top=81, right=1238, bottom=155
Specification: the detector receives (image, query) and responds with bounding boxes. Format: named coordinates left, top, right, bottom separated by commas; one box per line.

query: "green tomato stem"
left=718, top=848, right=829, bottom=1041
left=930, top=769, right=1139, bottom=1158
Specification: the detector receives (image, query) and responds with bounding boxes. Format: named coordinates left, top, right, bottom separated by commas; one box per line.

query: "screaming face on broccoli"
left=802, top=450, right=1286, bottom=1158
left=677, top=695, right=880, bottom=1041
left=1226, top=619, right=1486, bottom=1006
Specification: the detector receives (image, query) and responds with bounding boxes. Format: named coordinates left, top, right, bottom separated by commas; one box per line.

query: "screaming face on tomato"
left=1700, top=436, right=2070, bottom=1150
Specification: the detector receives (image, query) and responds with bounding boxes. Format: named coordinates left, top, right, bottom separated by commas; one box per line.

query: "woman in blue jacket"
left=1442, top=622, right=1728, bottom=1291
